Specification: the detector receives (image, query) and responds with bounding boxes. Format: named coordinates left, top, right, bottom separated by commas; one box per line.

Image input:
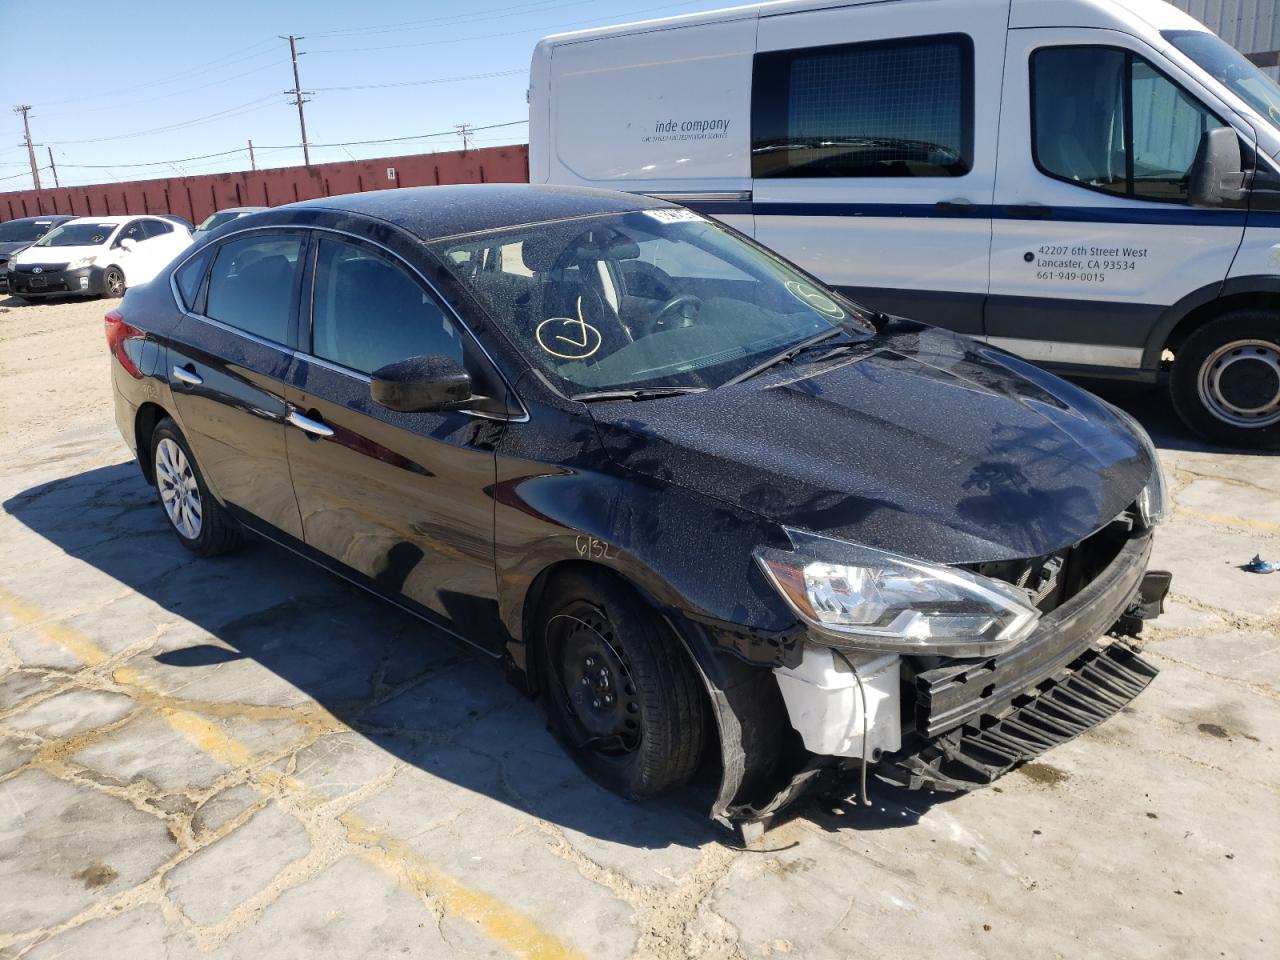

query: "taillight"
left=105, top=310, right=145, bottom=379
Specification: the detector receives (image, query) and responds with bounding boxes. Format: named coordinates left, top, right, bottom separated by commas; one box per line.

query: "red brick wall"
left=0, top=145, right=529, bottom=224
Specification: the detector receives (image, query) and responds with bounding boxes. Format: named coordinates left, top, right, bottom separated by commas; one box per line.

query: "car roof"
left=61, top=215, right=138, bottom=225
left=2, top=214, right=75, bottom=226
left=215, top=206, right=267, bottom=213
left=287, top=184, right=671, bottom=241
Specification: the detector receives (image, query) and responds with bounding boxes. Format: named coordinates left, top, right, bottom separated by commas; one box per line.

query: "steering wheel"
left=647, top=293, right=703, bottom=333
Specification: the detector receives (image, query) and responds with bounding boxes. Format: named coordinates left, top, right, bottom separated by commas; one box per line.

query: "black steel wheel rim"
left=546, top=603, right=642, bottom=755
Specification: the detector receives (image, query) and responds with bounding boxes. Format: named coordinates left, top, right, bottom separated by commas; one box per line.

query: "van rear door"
left=751, top=0, right=1011, bottom=336
left=985, top=27, right=1252, bottom=372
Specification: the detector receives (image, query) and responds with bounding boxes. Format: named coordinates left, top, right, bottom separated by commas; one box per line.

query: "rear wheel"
left=536, top=569, right=707, bottom=799
left=1170, top=311, right=1280, bottom=450
left=103, top=267, right=126, bottom=298
left=150, top=418, right=242, bottom=556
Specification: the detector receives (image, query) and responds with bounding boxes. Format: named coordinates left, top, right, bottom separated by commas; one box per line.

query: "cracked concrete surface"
left=0, top=294, right=1277, bottom=959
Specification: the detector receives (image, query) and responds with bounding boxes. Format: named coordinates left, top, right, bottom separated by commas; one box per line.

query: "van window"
left=752, top=34, right=974, bottom=179
left=1032, top=46, right=1226, bottom=203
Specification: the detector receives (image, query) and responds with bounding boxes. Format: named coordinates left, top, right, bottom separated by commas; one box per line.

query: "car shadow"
left=4, top=460, right=953, bottom=852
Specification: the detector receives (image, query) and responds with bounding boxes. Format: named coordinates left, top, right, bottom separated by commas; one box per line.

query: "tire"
left=150, top=418, right=242, bottom=556
left=536, top=569, right=707, bottom=800
left=1170, top=311, right=1280, bottom=450
left=103, top=266, right=126, bottom=299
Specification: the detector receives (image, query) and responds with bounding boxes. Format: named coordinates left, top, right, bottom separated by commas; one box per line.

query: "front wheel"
left=536, top=570, right=707, bottom=800
left=150, top=419, right=242, bottom=556
left=1170, top=311, right=1280, bottom=450
left=103, top=267, right=126, bottom=299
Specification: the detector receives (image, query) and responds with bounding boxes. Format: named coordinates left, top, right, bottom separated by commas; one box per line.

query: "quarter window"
left=310, top=238, right=463, bottom=375
left=205, top=234, right=303, bottom=344
left=1031, top=46, right=1228, bottom=202
left=174, top=247, right=213, bottom=312
left=752, top=34, right=974, bottom=178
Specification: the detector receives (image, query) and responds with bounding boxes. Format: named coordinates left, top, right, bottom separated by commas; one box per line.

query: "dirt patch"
left=1017, top=762, right=1070, bottom=787
left=1197, top=722, right=1229, bottom=739
left=73, top=862, right=118, bottom=889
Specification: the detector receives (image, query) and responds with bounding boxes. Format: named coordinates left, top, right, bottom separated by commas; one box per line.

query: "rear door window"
left=309, top=237, right=463, bottom=375
left=143, top=219, right=174, bottom=238
left=205, top=233, right=303, bottom=345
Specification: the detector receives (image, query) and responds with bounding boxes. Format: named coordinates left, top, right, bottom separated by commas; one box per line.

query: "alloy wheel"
left=105, top=270, right=125, bottom=297
left=155, top=438, right=203, bottom=540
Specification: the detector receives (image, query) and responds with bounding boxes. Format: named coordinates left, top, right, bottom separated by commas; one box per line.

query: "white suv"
left=6, top=215, right=193, bottom=300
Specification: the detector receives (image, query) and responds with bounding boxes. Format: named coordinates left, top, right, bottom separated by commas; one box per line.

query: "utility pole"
left=281, top=35, right=313, bottom=167
left=13, top=105, right=41, bottom=190
left=248, top=139, right=257, bottom=171
left=455, top=123, right=473, bottom=152
left=46, top=147, right=59, bottom=189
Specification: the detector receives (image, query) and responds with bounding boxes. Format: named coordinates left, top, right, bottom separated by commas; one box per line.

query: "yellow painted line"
left=346, top=820, right=587, bottom=960
left=1179, top=508, right=1280, bottom=533
left=1, top=588, right=586, bottom=960
left=0, top=586, right=108, bottom=667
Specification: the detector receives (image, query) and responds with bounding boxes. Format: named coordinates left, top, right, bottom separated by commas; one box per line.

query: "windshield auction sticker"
left=641, top=209, right=704, bottom=225
left=536, top=296, right=603, bottom=361
left=1028, top=243, right=1149, bottom=284
left=785, top=280, right=846, bottom=321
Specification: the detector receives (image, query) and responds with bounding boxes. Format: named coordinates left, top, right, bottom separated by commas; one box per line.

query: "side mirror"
left=370, top=354, right=472, bottom=412
left=118, top=237, right=137, bottom=252
left=1188, top=127, right=1247, bottom=208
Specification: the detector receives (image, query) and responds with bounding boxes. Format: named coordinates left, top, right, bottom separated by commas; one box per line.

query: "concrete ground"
left=0, top=292, right=1276, bottom=960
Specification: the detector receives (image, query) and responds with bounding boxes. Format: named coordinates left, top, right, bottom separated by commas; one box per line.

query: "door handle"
left=287, top=409, right=334, bottom=438
left=1008, top=203, right=1053, bottom=219
left=935, top=198, right=976, bottom=214
left=172, top=365, right=203, bottom=386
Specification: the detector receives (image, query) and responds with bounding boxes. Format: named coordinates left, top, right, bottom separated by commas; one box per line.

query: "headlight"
left=1106, top=403, right=1167, bottom=527
left=66, top=255, right=98, bottom=270
left=754, top=528, right=1041, bottom=657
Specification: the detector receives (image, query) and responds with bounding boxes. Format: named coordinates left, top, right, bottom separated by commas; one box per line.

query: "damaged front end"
left=697, top=509, right=1171, bottom=839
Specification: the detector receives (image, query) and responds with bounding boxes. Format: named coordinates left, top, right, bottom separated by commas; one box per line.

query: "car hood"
left=588, top=323, right=1153, bottom=564
left=0, top=240, right=34, bottom=257
left=12, top=244, right=103, bottom=264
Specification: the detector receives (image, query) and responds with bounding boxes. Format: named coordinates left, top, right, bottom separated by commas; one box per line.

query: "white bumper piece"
left=773, top=646, right=902, bottom=759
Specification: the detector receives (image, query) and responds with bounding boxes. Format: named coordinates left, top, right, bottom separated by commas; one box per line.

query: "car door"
left=750, top=0, right=1010, bottom=335
left=985, top=29, right=1252, bottom=369
left=284, top=232, right=507, bottom=652
left=165, top=229, right=308, bottom=540
left=110, top=219, right=147, bottom=281
left=136, top=218, right=187, bottom=281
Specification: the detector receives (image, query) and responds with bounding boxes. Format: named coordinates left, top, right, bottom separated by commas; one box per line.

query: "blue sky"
left=0, top=0, right=721, bottom=189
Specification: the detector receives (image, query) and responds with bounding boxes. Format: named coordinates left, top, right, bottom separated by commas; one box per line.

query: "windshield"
left=1164, top=30, right=1280, bottom=135
left=197, top=211, right=245, bottom=231
left=35, top=222, right=117, bottom=247
left=430, top=209, right=875, bottom=394
left=0, top=220, right=58, bottom=243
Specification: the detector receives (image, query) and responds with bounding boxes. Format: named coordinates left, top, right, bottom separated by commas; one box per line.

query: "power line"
left=51, top=121, right=529, bottom=170
left=45, top=96, right=280, bottom=145
left=307, top=0, right=709, bottom=55
left=312, top=68, right=525, bottom=92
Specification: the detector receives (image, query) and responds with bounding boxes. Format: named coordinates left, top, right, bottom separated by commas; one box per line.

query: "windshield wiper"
left=723, top=328, right=856, bottom=386
left=570, top=386, right=707, bottom=403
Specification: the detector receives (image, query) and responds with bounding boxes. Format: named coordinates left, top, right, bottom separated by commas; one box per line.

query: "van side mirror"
left=370, top=355, right=472, bottom=412
left=1188, top=127, right=1247, bottom=208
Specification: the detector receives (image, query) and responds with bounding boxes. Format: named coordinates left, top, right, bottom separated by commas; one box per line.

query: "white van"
left=529, top=0, right=1280, bottom=449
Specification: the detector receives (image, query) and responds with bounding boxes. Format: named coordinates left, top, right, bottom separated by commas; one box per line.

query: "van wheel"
left=1170, top=311, right=1280, bottom=450
left=536, top=569, right=706, bottom=799
left=151, top=418, right=242, bottom=556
